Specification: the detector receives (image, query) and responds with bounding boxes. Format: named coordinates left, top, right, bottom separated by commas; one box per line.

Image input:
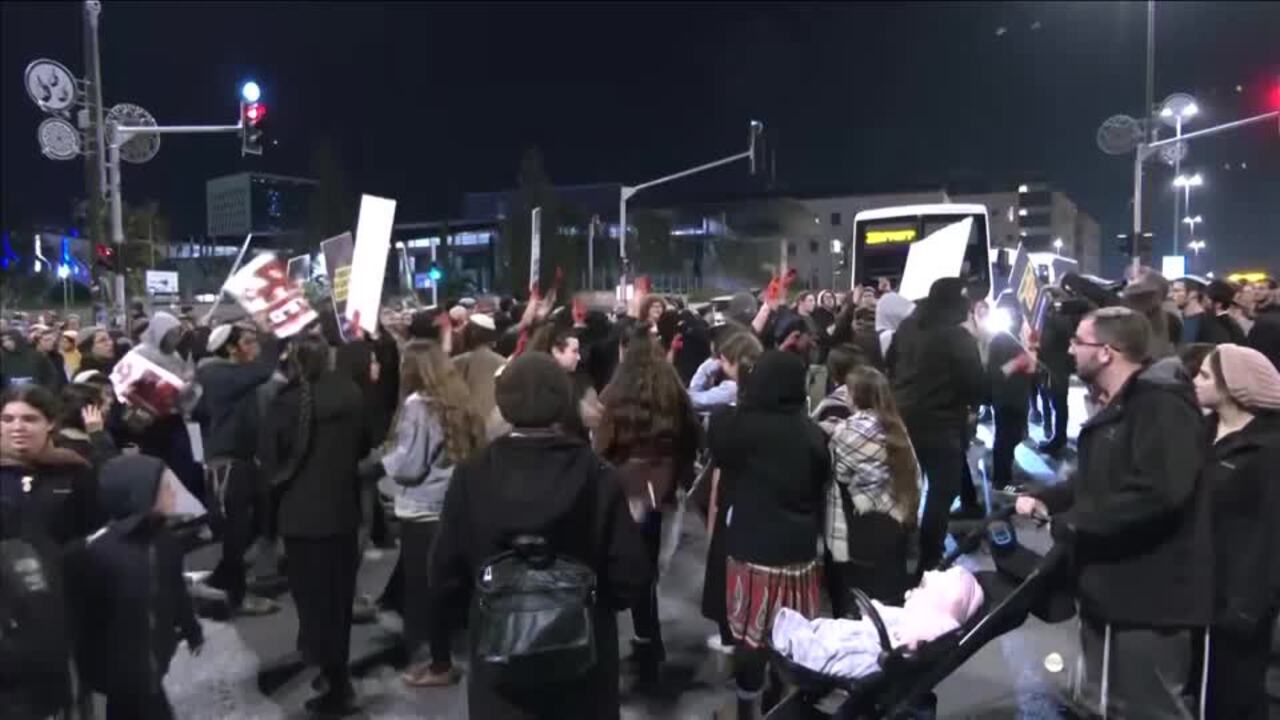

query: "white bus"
left=851, top=203, right=994, bottom=300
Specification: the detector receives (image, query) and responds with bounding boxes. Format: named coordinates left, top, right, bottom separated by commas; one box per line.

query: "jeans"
left=1042, top=370, right=1070, bottom=446
left=400, top=519, right=451, bottom=667
left=631, top=510, right=665, bottom=659
left=992, top=405, right=1028, bottom=491
left=911, top=432, right=965, bottom=573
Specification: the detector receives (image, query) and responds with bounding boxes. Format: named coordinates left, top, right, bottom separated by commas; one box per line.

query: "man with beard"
left=1018, top=306, right=1211, bottom=718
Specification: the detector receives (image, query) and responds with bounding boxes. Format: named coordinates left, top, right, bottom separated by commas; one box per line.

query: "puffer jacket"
left=1037, top=358, right=1212, bottom=627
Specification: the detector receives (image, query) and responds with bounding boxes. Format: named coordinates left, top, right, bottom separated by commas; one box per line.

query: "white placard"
left=898, top=217, right=973, bottom=302
left=346, top=194, right=397, bottom=333
left=1161, top=255, right=1186, bottom=280
left=530, top=206, right=542, bottom=292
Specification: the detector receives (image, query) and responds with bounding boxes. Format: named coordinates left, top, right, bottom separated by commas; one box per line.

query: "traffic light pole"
left=106, top=118, right=245, bottom=318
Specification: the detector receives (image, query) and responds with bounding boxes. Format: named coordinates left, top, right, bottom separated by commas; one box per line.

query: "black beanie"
left=496, top=352, right=573, bottom=429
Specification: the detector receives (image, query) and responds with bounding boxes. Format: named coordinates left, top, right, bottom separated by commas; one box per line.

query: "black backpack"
left=469, top=534, right=598, bottom=690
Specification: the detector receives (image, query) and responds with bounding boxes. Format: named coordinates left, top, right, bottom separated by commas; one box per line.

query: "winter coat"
left=378, top=393, right=453, bottom=520
left=1248, top=311, right=1280, bottom=371
left=429, top=433, right=649, bottom=720
left=53, top=428, right=118, bottom=473
left=821, top=410, right=916, bottom=563
left=0, top=444, right=99, bottom=557
left=0, top=331, right=59, bottom=390
left=1036, top=358, right=1213, bottom=628
left=68, top=456, right=201, bottom=696
left=708, top=351, right=830, bottom=567
left=886, top=311, right=986, bottom=443
left=194, top=336, right=280, bottom=461
left=1203, top=412, right=1280, bottom=635
left=264, top=373, right=369, bottom=538
left=453, top=346, right=506, bottom=431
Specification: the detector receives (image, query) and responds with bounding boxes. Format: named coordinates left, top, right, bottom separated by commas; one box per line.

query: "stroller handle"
left=936, top=504, right=1017, bottom=571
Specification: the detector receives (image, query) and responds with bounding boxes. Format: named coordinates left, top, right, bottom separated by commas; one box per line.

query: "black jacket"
left=1186, top=311, right=1248, bottom=346
left=264, top=372, right=369, bottom=538
left=68, top=456, right=201, bottom=696
left=987, top=332, right=1032, bottom=410
left=0, top=331, right=59, bottom=390
left=1204, top=412, right=1280, bottom=635
left=886, top=313, right=986, bottom=441
left=0, top=446, right=99, bottom=555
left=430, top=433, right=649, bottom=720
left=1248, top=311, right=1280, bottom=371
left=1037, top=358, right=1212, bottom=627
left=194, top=337, right=280, bottom=462
left=709, top=351, right=830, bottom=567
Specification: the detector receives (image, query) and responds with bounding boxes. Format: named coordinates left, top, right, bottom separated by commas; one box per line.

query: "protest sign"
left=346, top=194, right=397, bottom=334
left=224, top=252, right=317, bottom=338
left=110, top=352, right=188, bottom=417
left=899, top=217, right=971, bottom=301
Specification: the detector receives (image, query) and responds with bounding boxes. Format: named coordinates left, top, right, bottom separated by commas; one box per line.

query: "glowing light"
left=240, top=81, right=261, bottom=103
left=865, top=228, right=917, bottom=246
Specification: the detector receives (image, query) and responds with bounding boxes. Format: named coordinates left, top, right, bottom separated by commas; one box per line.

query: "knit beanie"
left=1216, top=344, right=1280, bottom=411
left=495, top=352, right=573, bottom=428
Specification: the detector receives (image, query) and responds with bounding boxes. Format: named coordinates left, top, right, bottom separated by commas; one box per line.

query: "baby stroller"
left=766, top=506, right=1075, bottom=719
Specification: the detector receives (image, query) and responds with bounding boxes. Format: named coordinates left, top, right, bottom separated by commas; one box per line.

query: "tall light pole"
left=1172, top=173, right=1203, bottom=249
left=1160, top=95, right=1198, bottom=254
left=618, top=121, right=763, bottom=291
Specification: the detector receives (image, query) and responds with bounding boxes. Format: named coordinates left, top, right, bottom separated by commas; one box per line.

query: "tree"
left=306, top=138, right=355, bottom=245
left=498, top=148, right=572, bottom=297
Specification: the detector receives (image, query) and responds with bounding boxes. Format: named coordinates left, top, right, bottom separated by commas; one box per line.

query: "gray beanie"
left=495, top=352, right=573, bottom=429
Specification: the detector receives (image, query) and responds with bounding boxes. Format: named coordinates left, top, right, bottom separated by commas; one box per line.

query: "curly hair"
left=595, top=332, right=698, bottom=463
left=395, top=339, right=485, bottom=465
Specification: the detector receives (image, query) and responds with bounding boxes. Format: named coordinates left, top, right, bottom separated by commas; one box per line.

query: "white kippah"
left=207, top=325, right=233, bottom=353
left=469, top=313, right=496, bottom=331
left=73, top=370, right=102, bottom=383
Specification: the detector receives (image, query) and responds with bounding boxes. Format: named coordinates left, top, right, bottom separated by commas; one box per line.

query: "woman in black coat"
left=1191, top=344, right=1280, bottom=719
left=261, top=336, right=369, bottom=716
left=429, top=352, right=650, bottom=720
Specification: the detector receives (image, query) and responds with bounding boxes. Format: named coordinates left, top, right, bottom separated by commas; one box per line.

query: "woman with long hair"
left=374, top=339, right=485, bottom=688
left=262, top=335, right=369, bottom=715
left=595, top=327, right=700, bottom=683
left=1191, top=344, right=1280, bottom=719
left=821, top=366, right=921, bottom=613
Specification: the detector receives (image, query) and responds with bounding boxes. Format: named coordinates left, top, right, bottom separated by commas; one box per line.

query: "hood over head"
left=142, top=311, right=182, bottom=350
left=96, top=454, right=165, bottom=532
left=740, top=350, right=808, bottom=412
left=875, top=293, right=916, bottom=334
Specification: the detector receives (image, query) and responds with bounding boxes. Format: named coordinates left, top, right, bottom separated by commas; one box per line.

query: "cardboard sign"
left=224, top=253, right=317, bottom=338
left=110, top=352, right=188, bottom=417
left=286, top=253, right=312, bottom=287
left=320, top=232, right=354, bottom=310
left=346, top=194, right=397, bottom=334
left=899, top=217, right=972, bottom=301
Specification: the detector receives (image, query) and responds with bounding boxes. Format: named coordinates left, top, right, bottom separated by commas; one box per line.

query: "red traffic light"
left=244, top=102, right=266, bottom=125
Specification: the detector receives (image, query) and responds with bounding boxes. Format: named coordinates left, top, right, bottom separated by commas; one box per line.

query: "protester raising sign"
left=110, top=353, right=188, bottom=417
left=224, top=253, right=318, bottom=338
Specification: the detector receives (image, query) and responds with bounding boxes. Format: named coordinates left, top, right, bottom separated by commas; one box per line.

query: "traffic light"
left=94, top=243, right=117, bottom=272
left=241, top=101, right=267, bottom=156
left=427, top=263, right=443, bottom=283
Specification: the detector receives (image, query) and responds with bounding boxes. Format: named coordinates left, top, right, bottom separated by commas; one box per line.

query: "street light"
left=1173, top=173, right=1203, bottom=248
left=240, top=80, right=261, bottom=103
left=1188, top=240, right=1206, bottom=255
left=1053, top=237, right=1064, bottom=253
left=1183, top=214, right=1203, bottom=239
left=1161, top=94, right=1199, bottom=254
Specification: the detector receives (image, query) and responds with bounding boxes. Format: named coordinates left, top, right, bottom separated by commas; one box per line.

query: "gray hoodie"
left=875, top=293, right=916, bottom=358
left=378, top=393, right=453, bottom=520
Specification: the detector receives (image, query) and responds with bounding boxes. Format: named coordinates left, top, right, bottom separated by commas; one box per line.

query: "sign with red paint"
left=224, top=252, right=317, bottom=338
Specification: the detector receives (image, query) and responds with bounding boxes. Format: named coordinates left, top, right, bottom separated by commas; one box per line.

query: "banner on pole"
left=347, top=194, right=397, bottom=334
left=530, top=206, right=542, bottom=292
left=224, top=252, right=318, bottom=338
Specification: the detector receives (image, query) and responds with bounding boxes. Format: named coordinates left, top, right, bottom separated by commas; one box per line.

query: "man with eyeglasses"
left=1017, top=306, right=1211, bottom=718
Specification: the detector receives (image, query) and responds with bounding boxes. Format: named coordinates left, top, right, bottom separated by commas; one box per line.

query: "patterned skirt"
left=726, top=556, right=823, bottom=649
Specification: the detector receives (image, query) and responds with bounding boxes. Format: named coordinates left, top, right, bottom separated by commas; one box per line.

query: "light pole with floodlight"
left=1160, top=95, right=1198, bottom=254
left=1182, top=214, right=1202, bottom=241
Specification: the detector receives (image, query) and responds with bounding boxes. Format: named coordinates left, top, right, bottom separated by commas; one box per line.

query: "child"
left=70, top=455, right=203, bottom=720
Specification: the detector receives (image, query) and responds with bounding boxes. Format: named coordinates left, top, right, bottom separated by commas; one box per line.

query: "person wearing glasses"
left=1016, top=306, right=1212, bottom=718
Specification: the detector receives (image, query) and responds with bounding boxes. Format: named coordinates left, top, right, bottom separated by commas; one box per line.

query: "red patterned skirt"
left=726, top=556, right=823, bottom=649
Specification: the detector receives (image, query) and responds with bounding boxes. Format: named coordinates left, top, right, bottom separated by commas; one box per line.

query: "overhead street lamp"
left=1182, top=214, right=1203, bottom=239
left=1188, top=240, right=1206, bottom=256
left=1161, top=94, right=1199, bottom=254
left=1053, top=237, right=1064, bottom=253
left=1173, top=173, right=1203, bottom=249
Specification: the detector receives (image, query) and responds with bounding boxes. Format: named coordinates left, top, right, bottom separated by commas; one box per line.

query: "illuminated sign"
left=865, top=228, right=917, bottom=246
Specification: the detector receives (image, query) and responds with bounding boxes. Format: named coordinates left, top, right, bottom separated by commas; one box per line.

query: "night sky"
left=3, top=1, right=1277, bottom=276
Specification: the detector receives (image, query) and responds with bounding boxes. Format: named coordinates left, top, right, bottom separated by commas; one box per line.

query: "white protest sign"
left=346, top=194, right=397, bottom=333
left=223, top=252, right=317, bottom=338
left=530, top=206, right=542, bottom=292
left=898, top=217, right=972, bottom=302
left=110, top=351, right=189, bottom=417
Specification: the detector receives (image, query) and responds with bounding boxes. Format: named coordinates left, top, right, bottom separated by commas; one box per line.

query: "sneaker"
left=705, top=632, right=734, bottom=655
left=351, top=595, right=377, bottom=624
left=235, top=594, right=280, bottom=616
left=402, top=662, right=461, bottom=688
left=188, top=579, right=228, bottom=602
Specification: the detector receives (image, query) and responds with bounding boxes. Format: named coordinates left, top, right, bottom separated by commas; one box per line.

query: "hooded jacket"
left=429, top=433, right=649, bottom=720
left=0, top=330, right=59, bottom=390
left=264, top=372, right=369, bottom=538
left=1036, top=358, right=1213, bottom=627
left=875, top=293, right=915, bottom=359
left=194, top=335, right=280, bottom=462
left=886, top=302, right=986, bottom=441
left=0, top=443, right=98, bottom=555
left=1203, top=412, right=1280, bottom=634
left=709, top=351, right=830, bottom=566
left=68, top=455, right=201, bottom=695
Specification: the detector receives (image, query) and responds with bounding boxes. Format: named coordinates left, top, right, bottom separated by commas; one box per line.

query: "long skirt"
left=284, top=534, right=358, bottom=668
left=726, top=556, right=822, bottom=649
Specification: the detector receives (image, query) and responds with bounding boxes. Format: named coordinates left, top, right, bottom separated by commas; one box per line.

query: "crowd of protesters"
left=2, top=267, right=1279, bottom=719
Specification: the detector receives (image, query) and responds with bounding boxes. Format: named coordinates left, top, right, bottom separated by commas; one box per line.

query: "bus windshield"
left=853, top=206, right=991, bottom=298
